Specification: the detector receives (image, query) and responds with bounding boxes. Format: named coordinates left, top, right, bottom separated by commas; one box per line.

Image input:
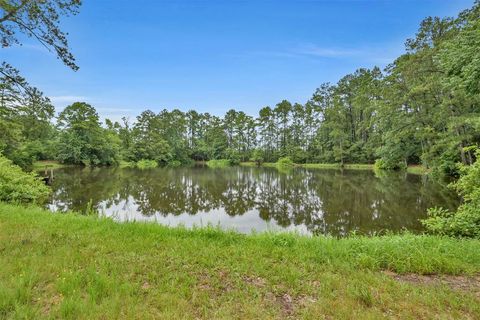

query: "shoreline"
left=240, top=162, right=430, bottom=175
left=32, top=160, right=432, bottom=176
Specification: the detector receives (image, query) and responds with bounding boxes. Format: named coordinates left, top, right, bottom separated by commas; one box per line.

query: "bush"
left=276, top=157, right=295, bottom=173
left=276, top=157, right=294, bottom=167
left=250, top=149, right=264, bottom=166
left=136, top=159, right=158, bottom=169
left=374, top=158, right=406, bottom=171
left=422, top=151, right=480, bottom=238
left=423, top=206, right=480, bottom=238
left=0, top=154, right=50, bottom=204
left=288, top=146, right=308, bottom=164
left=8, top=147, right=35, bottom=170
left=224, top=148, right=241, bottom=165
left=167, top=160, right=182, bottom=168
left=427, top=148, right=459, bottom=177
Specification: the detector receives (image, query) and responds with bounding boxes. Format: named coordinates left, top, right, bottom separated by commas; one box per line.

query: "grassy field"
left=0, top=203, right=479, bottom=319
left=32, top=161, right=71, bottom=170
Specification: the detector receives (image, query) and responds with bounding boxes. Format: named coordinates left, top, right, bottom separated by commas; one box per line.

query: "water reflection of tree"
left=47, top=167, right=459, bottom=236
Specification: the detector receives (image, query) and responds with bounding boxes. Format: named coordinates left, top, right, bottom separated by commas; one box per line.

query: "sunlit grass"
left=32, top=161, right=71, bottom=170
left=241, top=162, right=431, bottom=175
left=301, top=163, right=374, bottom=170
left=1, top=202, right=479, bottom=319
left=135, top=159, right=158, bottom=169
left=240, top=161, right=277, bottom=167
left=407, top=165, right=431, bottom=175
left=206, top=159, right=231, bottom=168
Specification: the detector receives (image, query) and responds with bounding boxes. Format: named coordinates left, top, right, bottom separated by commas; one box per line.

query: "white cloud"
left=3, top=43, right=50, bottom=53
left=96, top=107, right=134, bottom=113
left=237, top=42, right=405, bottom=67
left=49, top=96, right=89, bottom=104
left=292, top=44, right=361, bottom=58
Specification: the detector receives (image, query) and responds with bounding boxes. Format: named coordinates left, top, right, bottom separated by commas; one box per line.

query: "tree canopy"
left=0, top=1, right=479, bottom=176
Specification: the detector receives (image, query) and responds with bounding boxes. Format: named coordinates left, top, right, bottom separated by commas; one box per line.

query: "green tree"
left=1, top=0, right=82, bottom=70
left=250, top=149, right=264, bottom=166
left=0, top=63, right=55, bottom=167
left=258, top=106, right=276, bottom=161
left=130, top=110, right=172, bottom=164
left=274, top=100, right=292, bottom=156
left=57, top=102, right=119, bottom=165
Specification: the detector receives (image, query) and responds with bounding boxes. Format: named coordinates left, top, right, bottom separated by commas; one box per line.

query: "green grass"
left=32, top=161, right=71, bottom=170
left=241, top=162, right=431, bottom=175
left=206, top=159, right=232, bottom=168
left=0, top=202, right=479, bottom=319
left=118, top=160, right=136, bottom=168
left=241, top=162, right=374, bottom=170
left=118, top=160, right=159, bottom=169
left=240, top=161, right=277, bottom=167
left=135, top=159, right=158, bottom=169
left=301, top=163, right=374, bottom=170
left=407, top=165, right=431, bottom=175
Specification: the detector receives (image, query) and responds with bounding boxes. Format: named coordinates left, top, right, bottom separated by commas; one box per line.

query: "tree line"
left=1, top=2, right=480, bottom=175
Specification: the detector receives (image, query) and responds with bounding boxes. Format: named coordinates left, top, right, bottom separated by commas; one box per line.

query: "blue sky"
left=2, top=0, right=475, bottom=121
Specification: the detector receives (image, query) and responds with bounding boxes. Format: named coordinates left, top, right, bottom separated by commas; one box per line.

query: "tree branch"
left=0, top=0, right=31, bottom=24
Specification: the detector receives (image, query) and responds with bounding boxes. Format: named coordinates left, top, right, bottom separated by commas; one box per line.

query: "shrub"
left=250, top=149, right=264, bottom=166
left=288, top=146, right=308, bottom=164
left=8, top=147, right=35, bottom=170
left=0, top=154, right=50, bottom=204
left=276, top=157, right=294, bottom=167
left=423, top=206, right=480, bottom=238
left=224, top=148, right=241, bottom=165
left=422, top=151, right=480, bottom=238
left=136, top=159, right=158, bottom=169
left=374, top=158, right=406, bottom=171
left=167, top=160, right=182, bottom=168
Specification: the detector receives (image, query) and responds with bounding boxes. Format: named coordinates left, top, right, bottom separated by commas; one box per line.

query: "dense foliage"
left=0, top=2, right=479, bottom=177
left=56, top=102, right=120, bottom=166
left=276, top=157, right=294, bottom=168
left=2, top=3, right=479, bottom=174
left=1, top=0, right=81, bottom=168
left=0, top=153, right=50, bottom=204
left=423, top=151, right=480, bottom=238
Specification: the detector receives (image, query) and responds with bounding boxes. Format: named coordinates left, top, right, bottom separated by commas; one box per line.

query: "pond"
left=41, top=165, right=460, bottom=236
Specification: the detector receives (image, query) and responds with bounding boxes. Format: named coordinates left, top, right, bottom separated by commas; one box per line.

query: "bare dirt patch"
left=277, top=293, right=294, bottom=316
left=242, top=275, right=266, bottom=288
left=242, top=275, right=317, bottom=317
left=273, top=293, right=318, bottom=317
left=383, top=271, right=480, bottom=297
left=141, top=281, right=151, bottom=290
left=195, top=269, right=234, bottom=294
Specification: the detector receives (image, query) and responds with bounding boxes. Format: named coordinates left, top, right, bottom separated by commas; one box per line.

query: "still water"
left=42, top=165, right=460, bottom=236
